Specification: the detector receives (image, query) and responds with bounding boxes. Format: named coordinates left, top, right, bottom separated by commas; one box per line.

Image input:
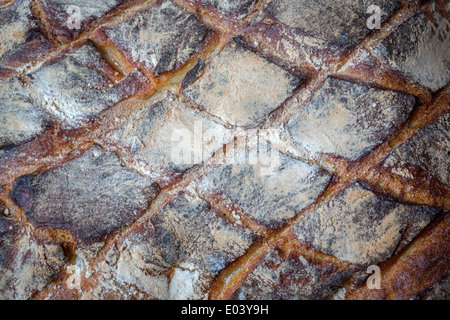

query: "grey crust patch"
left=13, top=146, right=159, bottom=244
left=287, top=77, right=416, bottom=161
left=293, top=184, right=439, bottom=266
left=233, top=248, right=353, bottom=300
left=26, top=41, right=147, bottom=127
left=197, top=142, right=332, bottom=228
left=183, top=40, right=302, bottom=128
left=374, top=3, right=450, bottom=92
left=105, top=0, right=210, bottom=76
left=383, top=111, right=449, bottom=185
left=267, top=0, right=400, bottom=48
left=107, top=91, right=233, bottom=176
left=198, top=0, right=255, bottom=14
left=0, top=77, right=49, bottom=153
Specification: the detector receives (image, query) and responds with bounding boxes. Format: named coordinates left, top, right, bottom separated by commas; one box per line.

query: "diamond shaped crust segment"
left=374, top=3, right=450, bottom=92
left=287, top=77, right=416, bottom=160
left=11, top=146, right=158, bottom=244
left=383, top=111, right=449, bottom=185
left=197, top=143, right=332, bottom=228
left=267, top=0, right=400, bottom=48
left=183, top=40, right=302, bottom=128
left=106, top=92, right=232, bottom=176
left=293, top=184, right=438, bottom=265
left=105, top=0, right=210, bottom=76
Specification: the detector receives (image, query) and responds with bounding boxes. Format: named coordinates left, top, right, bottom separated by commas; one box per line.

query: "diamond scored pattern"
left=0, top=0, right=448, bottom=300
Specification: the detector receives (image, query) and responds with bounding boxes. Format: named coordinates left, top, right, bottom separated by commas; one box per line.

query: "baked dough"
left=0, top=0, right=448, bottom=300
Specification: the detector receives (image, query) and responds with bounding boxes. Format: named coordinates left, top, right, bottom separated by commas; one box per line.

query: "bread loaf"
left=0, top=0, right=448, bottom=300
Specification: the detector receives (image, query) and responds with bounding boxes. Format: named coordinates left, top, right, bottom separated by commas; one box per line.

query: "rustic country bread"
left=0, top=0, right=449, bottom=300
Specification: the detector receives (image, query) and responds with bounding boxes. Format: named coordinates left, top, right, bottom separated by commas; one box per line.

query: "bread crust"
left=0, top=0, right=448, bottom=300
